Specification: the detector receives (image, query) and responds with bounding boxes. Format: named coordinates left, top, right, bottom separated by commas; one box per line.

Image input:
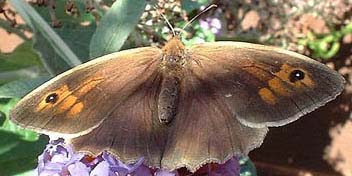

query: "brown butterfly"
left=10, top=29, right=345, bottom=171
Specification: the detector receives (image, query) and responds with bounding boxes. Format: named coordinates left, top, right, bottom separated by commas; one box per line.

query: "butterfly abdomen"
left=157, top=37, right=187, bottom=124
left=157, top=75, right=180, bottom=124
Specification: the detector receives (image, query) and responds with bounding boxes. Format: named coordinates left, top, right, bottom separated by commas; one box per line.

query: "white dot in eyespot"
left=225, top=93, right=232, bottom=98
left=289, top=70, right=305, bottom=82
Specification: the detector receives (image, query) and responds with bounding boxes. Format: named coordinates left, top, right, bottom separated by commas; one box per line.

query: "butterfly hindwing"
left=70, top=65, right=268, bottom=172
left=161, top=70, right=268, bottom=171
left=70, top=72, right=167, bottom=167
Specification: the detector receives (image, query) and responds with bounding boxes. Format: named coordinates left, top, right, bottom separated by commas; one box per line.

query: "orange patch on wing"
left=275, top=64, right=315, bottom=89
left=68, top=102, right=84, bottom=117
left=36, top=85, right=71, bottom=112
left=274, top=64, right=291, bottom=79
left=297, top=73, right=315, bottom=88
left=242, top=66, right=271, bottom=81
left=36, top=98, right=51, bottom=112
left=268, top=78, right=292, bottom=96
left=76, top=77, right=104, bottom=96
left=259, top=88, right=278, bottom=105
left=58, top=95, right=77, bottom=113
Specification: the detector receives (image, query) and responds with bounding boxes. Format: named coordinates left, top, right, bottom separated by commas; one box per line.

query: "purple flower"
left=208, top=157, right=240, bottom=176
left=98, top=152, right=150, bottom=176
left=37, top=138, right=240, bottom=176
left=155, top=169, right=179, bottom=176
left=200, top=18, right=222, bottom=34
left=37, top=139, right=154, bottom=176
left=37, top=138, right=87, bottom=176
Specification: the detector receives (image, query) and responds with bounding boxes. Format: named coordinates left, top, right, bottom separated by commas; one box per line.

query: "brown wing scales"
left=70, top=73, right=167, bottom=167
left=10, top=47, right=162, bottom=136
left=10, top=40, right=344, bottom=172
left=161, top=70, right=268, bottom=172
left=187, top=42, right=345, bottom=128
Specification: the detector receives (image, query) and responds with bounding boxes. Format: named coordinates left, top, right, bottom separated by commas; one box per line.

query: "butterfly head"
left=162, top=36, right=185, bottom=59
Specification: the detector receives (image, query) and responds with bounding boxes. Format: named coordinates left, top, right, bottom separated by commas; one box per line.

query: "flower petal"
left=68, top=162, right=90, bottom=176
left=155, top=169, right=179, bottom=176
left=131, top=165, right=152, bottom=176
left=90, top=161, right=110, bottom=176
left=209, top=157, right=240, bottom=176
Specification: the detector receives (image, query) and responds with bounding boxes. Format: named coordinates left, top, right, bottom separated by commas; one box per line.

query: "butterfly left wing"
left=10, top=47, right=162, bottom=138
left=69, top=72, right=167, bottom=168
left=185, top=42, right=345, bottom=128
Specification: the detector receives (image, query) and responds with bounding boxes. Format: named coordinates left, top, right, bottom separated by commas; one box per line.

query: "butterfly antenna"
left=154, top=6, right=176, bottom=36
left=180, top=4, right=217, bottom=35
left=160, top=13, right=176, bottom=36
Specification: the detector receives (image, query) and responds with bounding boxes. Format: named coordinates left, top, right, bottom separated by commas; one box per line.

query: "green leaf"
left=13, top=169, right=36, bottom=176
left=9, top=0, right=82, bottom=75
left=0, top=98, right=48, bottom=175
left=181, top=0, right=210, bottom=13
left=0, top=75, right=51, bottom=98
left=33, top=0, right=97, bottom=64
left=0, top=42, right=42, bottom=72
left=0, top=99, right=39, bottom=141
left=0, top=111, right=5, bottom=126
left=0, top=66, right=45, bottom=86
left=0, top=42, right=46, bottom=85
left=0, top=132, right=48, bottom=176
left=342, top=23, right=352, bottom=34
left=89, top=0, right=146, bottom=58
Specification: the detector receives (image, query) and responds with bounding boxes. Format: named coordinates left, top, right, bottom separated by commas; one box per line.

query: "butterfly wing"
left=70, top=66, right=268, bottom=172
left=71, top=74, right=167, bottom=166
left=70, top=73, right=167, bottom=168
left=10, top=40, right=344, bottom=172
left=10, top=47, right=162, bottom=138
left=161, top=70, right=268, bottom=171
left=186, top=42, right=345, bottom=128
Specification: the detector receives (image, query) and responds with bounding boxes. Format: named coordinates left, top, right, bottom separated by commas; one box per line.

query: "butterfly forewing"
left=10, top=47, right=162, bottom=137
left=187, top=42, right=345, bottom=128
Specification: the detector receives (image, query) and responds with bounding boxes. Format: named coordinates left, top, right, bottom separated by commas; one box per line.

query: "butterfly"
left=10, top=29, right=345, bottom=172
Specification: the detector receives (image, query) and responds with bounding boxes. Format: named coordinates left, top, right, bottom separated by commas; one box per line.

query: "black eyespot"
left=45, top=93, right=58, bottom=104
left=289, top=70, right=305, bottom=82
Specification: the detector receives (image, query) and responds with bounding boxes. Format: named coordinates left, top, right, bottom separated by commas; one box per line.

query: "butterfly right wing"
left=185, top=42, right=344, bottom=128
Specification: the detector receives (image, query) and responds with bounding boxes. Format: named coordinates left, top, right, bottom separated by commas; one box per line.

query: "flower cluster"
left=199, top=18, right=222, bottom=34
left=37, top=139, right=240, bottom=176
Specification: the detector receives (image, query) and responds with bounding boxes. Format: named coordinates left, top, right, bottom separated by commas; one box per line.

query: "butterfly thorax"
left=161, top=37, right=186, bottom=69
left=157, top=37, right=186, bottom=124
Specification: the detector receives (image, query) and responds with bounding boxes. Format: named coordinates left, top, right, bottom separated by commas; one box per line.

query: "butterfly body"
left=10, top=37, right=345, bottom=172
left=158, top=37, right=185, bottom=124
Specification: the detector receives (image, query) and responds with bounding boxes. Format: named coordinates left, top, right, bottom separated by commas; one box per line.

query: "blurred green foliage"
left=0, top=0, right=258, bottom=175
left=0, top=98, right=49, bottom=175
left=299, top=23, right=352, bottom=60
